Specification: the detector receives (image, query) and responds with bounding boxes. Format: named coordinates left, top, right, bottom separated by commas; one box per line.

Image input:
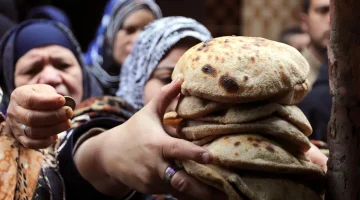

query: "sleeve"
left=57, top=117, right=138, bottom=200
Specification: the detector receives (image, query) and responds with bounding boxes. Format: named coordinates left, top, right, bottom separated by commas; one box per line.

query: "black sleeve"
left=57, top=118, right=122, bottom=200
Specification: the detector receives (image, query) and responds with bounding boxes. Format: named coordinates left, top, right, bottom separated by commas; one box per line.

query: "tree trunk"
left=327, top=0, right=360, bottom=199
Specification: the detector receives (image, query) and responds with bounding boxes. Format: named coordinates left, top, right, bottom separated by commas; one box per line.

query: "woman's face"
left=14, top=45, right=83, bottom=105
left=113, top=9, right=155, bottom=65
left=144, top=46, right=188, bottom=113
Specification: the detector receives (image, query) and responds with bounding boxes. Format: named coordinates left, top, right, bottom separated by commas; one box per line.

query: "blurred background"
left=2, top=0, right=302, bottom=51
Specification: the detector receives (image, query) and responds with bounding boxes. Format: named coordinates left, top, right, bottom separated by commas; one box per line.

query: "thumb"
left=148, top=78, right=183, bottom=118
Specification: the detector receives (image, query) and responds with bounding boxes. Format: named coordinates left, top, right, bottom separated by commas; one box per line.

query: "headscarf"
left=0, top=20, right=103, bottom=114
left=116, top=16, right=212, bottom=110
left=26, top=5, right=72, bottom=29
left=84, top=0, right=162, bottom=95
left=13, top=22, right=77, bottom=63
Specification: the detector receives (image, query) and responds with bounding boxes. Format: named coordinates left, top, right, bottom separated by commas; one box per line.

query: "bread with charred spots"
left=172, top=36, right=310, bottom=105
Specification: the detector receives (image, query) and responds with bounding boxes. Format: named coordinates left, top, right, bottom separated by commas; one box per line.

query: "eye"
left=124, top=26, right=137, bottom=35
left=24, top=62, right=43, bottom=75
left=56, top=63, right=70, bottom=70
left=316, top=6, right=329, bottom=15
left=159, top=77, right=172, bottom=84
left=26, top=67, right=42, bottom=75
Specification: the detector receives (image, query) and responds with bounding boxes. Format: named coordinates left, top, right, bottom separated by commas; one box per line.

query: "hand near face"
left=5, top=84, right=73, bottom=149
left=83, top=78, right=226, bottom=199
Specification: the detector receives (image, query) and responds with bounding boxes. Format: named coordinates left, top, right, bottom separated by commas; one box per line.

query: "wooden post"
left=327, top=0, right=360, bottom=199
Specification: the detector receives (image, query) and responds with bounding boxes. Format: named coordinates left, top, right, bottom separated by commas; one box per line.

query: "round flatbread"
left=172, top=36, right=310, bottom=105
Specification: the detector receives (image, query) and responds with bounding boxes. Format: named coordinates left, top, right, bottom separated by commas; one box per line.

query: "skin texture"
left=5, top=84, right=72, bottom=149
left=14, top=45, right=83, bottom=105
left=112, top=9, right=155, bottom=65
left=144, top=47, right=188, bottom=113
left=74, top=79, right=226, bottom=199
left=144, top=46, right=189, bottom=137
left=300, top=0, right=330, bottom=60
left=7, top=45, right=80, bottom=149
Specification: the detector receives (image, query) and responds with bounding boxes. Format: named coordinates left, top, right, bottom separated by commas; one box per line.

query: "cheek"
left=63, top=68, right=83, bottom=103
left=143, top=80, right=164, bottom=105
left=14, top=76, right=26, bottom=87
left=113, top=32, right=130, bottom=64
left=114, top=32, right=128, bottom=53
left=14, top=74, right=37, bottom=88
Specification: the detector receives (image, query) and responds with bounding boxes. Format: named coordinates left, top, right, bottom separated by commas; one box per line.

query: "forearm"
left=74, top=128, right=132, bottom=198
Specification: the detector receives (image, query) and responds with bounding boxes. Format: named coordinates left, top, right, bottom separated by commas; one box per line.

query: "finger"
left=16, top=135, right=57, bottom=149
left=163, top=125, right=179, bottom=138
left=161, top=137, right=212, bottom=164
left=306, top=144, right=328, bottom=172
left=11, top=84, right=65, bottom=111
left=9, top=105, right=73, bottom=127
left=170, top=170, right=227, bottom=200
left=4, top=118, right=15, bottom=137
left=148, top=78, right=183, bottom=118
left=13, top=120, right=71, bottom=139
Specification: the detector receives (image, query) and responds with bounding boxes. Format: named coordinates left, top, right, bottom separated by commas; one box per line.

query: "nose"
left=129, top=30, right=141, bottom=48
left=326, top=11, right=330, bottom=24
left=37, top=65, right=62, bottom=87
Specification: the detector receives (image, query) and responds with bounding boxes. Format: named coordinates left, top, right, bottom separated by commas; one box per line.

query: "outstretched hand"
left=83, top=78, right=226, bottom=199
left=5, top=84, right=73, bottom=149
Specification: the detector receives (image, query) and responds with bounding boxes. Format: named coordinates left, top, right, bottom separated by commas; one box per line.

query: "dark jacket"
left=299, top=63, right=331, bottom=142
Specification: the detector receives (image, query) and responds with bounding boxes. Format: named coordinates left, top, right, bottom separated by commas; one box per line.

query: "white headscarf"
left=116, top=16, right=212, bottom=110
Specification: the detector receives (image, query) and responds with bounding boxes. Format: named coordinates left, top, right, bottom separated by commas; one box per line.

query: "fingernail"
left=65, top=107, right=73, bottom=118
left=172, top=77, right=180, bottom=84
left=58, top=96, right=65, bottom=104
left=201, top=152, right=212, bottom=163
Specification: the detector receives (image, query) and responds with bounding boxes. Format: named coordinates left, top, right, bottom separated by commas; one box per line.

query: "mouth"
left=324, top=30, right=331, bottom=39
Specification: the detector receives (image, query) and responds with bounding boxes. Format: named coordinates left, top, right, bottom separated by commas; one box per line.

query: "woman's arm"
left=71, top=79, right=226, bottom=200
left=74, top=126, right=133, bottom=198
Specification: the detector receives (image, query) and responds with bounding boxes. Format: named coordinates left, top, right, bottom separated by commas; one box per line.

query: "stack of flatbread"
left=165, top=36, right=326, bottom=200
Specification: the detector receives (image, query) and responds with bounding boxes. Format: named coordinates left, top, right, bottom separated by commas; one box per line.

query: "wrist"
left=74, top=127, right=132, bottom=197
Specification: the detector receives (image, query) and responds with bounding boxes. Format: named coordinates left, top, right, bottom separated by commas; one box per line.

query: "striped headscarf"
left=84, top=0, right=162, bottom=94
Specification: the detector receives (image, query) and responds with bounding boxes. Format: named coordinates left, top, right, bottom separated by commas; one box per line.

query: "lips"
left=324, top=30, right=331, bottom=40
left=55, top=85, right=69, bottom=97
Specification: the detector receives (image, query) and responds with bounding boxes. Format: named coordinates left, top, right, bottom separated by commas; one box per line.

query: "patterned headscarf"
left=84, top=0, right=162, bottom=94
left=116, top=16, right=212, bottom=110
left=0, top=20, right=103, bottom=114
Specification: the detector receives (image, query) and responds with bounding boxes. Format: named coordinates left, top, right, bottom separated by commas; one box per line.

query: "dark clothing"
left=299, top=63, right=331, bottom=142
left=0, top=0, right=18, bottom=22
left=0, top=14, right=15, bottom=39
left=14, top=22, right=77, bottom=63
left=58, top=118, right=126, bottom=199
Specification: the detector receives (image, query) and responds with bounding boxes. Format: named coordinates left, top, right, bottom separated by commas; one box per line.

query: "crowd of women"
left=0, top=0, right=327, bottom=199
